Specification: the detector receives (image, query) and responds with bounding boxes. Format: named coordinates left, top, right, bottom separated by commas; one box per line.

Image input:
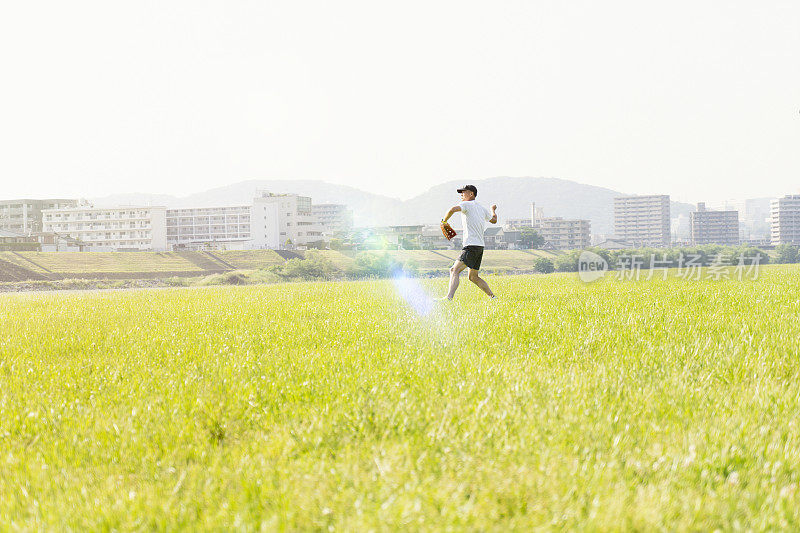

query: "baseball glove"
left=440, top=220, right=457, bottom=241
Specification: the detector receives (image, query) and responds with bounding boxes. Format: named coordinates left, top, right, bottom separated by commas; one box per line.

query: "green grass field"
left=2, top=266, right=800, bottom=529
left=0, top=249, right=561, bottom=279
left=210, top=250, right=289, bottom=270
left=0, top=251, right=205, bottom=273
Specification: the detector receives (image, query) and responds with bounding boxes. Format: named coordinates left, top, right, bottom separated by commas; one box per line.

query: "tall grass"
left=1, top=266, right=800, bottom=529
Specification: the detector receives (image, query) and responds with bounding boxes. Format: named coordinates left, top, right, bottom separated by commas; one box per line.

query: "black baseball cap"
left=457, top=184, right=477, bottom=196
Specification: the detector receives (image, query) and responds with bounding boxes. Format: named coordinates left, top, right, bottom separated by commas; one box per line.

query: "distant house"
left=420, top=225, right=457, bottom=249
left=35, top=232, right=87, bottom=252
left=363, top=225, right=426, bottom=249
left=484, top=227, right=505, bottom=249
left=501, top=230, right=521, bottom=249
left=0, top=229, right=39, bottom=251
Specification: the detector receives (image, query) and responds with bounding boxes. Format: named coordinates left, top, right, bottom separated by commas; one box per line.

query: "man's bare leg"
left=468, top=269, right=495, bottom=298
left=446, top=261, right=468, bottom=299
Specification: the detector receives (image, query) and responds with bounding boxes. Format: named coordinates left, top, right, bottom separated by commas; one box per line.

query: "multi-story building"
left=368, top=225, right=426, bottom=249
left=771, top=194, right=800, bottom=245
left=166, top=205, right=252, bottom=250
left=251, top=191, right=325, bottom=249
left=502, top=203, right=590, bottom=250
left=0, top=199, right=84, bottom=235
left=312, top=204, right=353, bottom=236
left=690, top=203, right=739, bottom=245
left=741, top=198, right=772, bottom=243
left=701, top=198, right=770, bottom=243
left=42, top=206, right=168, bottom=251
left=536, top=217, right=591, bottom=250
left=614, top=195, right=671, bottom=247
left=503, top=219, right=532, bottom=230
left=503, top=203, right=545, bottom=230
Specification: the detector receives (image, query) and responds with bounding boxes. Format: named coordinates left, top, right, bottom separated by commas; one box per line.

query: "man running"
left=441, top=184, right=498, bottom=300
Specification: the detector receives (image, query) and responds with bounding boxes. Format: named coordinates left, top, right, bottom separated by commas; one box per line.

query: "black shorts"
left=459, top=245, right=484, bottom=270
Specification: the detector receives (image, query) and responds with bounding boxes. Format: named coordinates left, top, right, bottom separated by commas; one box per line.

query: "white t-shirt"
left=458, top=200, right=492, bottom=247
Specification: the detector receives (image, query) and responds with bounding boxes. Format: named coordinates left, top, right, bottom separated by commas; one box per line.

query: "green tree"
left=554, top=250, right=581, bottom=272
left=273, top=250, right=336, bottom=280
left=348, top=252, right=417, bottom=278
left=775, top=244, right=799, bottom=264
left=305, top=240, right=328, bottom=250
left=533, top=257, right=555, bottom=274
left=519, top=228, right=545, bottom=249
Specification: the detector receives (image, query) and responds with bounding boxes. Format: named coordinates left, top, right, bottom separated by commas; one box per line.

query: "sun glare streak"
left=392, top=270, right=434, bottom=316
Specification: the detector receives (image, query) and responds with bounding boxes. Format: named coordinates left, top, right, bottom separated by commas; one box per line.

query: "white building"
left=251, top=191, right=325, bottom=249
left=0, top=198, right=85, bottom=235
left=312, top=204, right=353, bottom=236
left=614, top=195, right=671, bottom=247
left=42, top=206, right=168, bottom=251
left=502, top=203, right=590, bottom=250
left=771, top=194, right=800, bottom=245
left=166, top=205, right=252, bottom=250
left=536, top=217, right=591, bottom=250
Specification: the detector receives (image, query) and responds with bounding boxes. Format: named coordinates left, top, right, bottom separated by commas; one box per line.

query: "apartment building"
left=613, top=195, right=671, bottom=247
left=503, top=219, right=532, bottom=230
left=690, top=203, right=739, bottom=245
left=771, top=194, right=800, bottom=245
left=42, top=206, right=168, bottom=251
left=368, top=225, right=426, bottom=249
left=503, top=202, right=544, bottom=230
left=502, top=203, right=590, bottom=250
left=0, top=199, right=84, bottom=235
left=536, top=217, right=591, bottom=250
left=251, top=191, right=325, bottom=249
left=166, top=205, right=251, bottom=250
left=312, top=204, right=353, bottom=236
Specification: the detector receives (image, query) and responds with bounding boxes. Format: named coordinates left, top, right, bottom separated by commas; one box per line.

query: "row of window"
left=167, top=208, right=249, bottom=214
left=46, top=224, right=149, bottom=231
left=168, top=235, right=251, bottom=241
left=86, top=241, right=152, bottom=248
left=167, top=217, right=250, bottom=223
left=167, top=231, right=251, bottom=237
left=167, top=224, right=250, bottom=229
left=49, top=221, right=148, bottom=227
left=79, top=233, right=152, bottom=241
left=45, top=211, right=151, bottom=220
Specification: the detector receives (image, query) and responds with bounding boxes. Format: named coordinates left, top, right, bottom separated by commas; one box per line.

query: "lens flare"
left=392, top=269, right=434, bottom=316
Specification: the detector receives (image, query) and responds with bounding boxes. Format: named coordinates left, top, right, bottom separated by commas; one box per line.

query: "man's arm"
left=443, top=205, right=461, bottom=223
left=489, top=204, right=498, bottom=224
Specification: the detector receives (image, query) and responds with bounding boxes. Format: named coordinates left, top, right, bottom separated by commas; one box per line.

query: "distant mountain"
left=392, top=177, right=694, bottom=235
left=92, top=177, right=696, bottom=235
left=401, top=177, right=618, bottom=234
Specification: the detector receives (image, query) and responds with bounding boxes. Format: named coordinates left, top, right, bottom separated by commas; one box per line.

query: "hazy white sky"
left=1, top=0, right=798, bottom=203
